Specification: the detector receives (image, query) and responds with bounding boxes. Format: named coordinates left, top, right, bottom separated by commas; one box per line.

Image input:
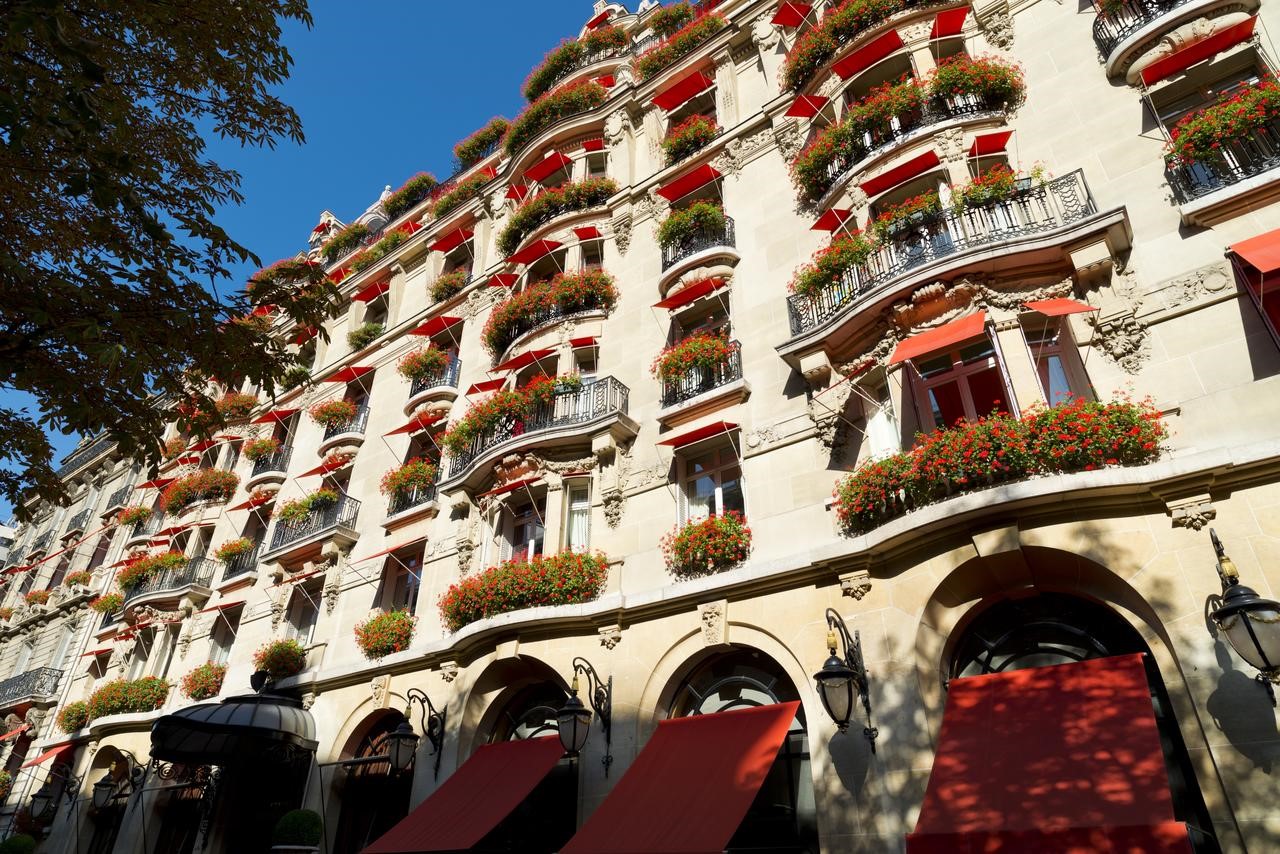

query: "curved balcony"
left=124, top=515, right=163, bottom=547
left=405, top=356, right=462, bottom=415
left=101, top=484, right=134, bottom=518
left=534, top=42, right=631, bottom=100
left=785, top=170, right=1104, bottom=337
left=263, top=494, right=361, bottom=563
left=318, top=405, right=370, bottom=456
left=1166, top=119, right=1280, bottom=214
left=246, top=446, right=292, bottom=490
left=441, top=377, right=638, bottom=490
left=62, top=508, right=92, bottom=540
left=385, top=483, right=438, bottom=527
left=0, top=667, right=63, bottom=711
left=660, top=216, right=737, bottom=273
left=660, top=344, right=745, bottom=409
left=221, top=545, right=260, bottom=582
left=123, top=557, right=217, bottom=607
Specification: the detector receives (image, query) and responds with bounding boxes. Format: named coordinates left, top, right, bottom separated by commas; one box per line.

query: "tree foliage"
left=0, top=0, right=338, bottom=516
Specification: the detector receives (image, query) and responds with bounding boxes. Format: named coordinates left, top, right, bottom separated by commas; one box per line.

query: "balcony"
left=442, top=377, right=637, bottom=489
left=221, top=545, right=260, bottom=582
left=406, top=356, right=462, bottom=415
left=661, top=216, right=736, bottom=272
left=386, top=483, right=438, bottom=522
left=1166, top=120, right=1280, bottom=218
left=660, top=343, right=745, bottom=409
left=786, top=170, right=1102, bottom=337
left=124, top=514, right=163, bottom=546
left=318, top=405, right=370, bottom=456
left=62, top=508, right=92, bottom=539
left=264, top=494, right=361, bottom=561
left=1092, top=0, right=1196, bottom=62
left=247, top=446, right=292, bottom=490
left=27, top=532, right=53, bottom=557
left=101, top=484, right=134, bottom=518
left=123, top=557, right=217, bottom=606
left=0, top=667, right=63, bottom=710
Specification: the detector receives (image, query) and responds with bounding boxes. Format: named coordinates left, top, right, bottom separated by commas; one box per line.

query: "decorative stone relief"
left=613, top=64, right=635, bottom=89
left=772, top=120, right=803, bottom=162
left=302, top=692, right=317, bottom=711
left=714, top=54, right=736, bottom=116
left=602, top=488, right=624, bottom=527
left=456, top=510, right=481, bottom=574
left=899, top=20, right=933, bottom=44
left=840, top=569, right=873, bottom=600
left=1167, top=495, right=1216, bottom=531
left=371, top=675, right=390, bottom=708
left=818, top=73, right=844, bottom=99
left=1125, top=12, right=1255, bottom=83
left=751, top=14, right=781, bottom=49
left=698, top=600, right=728, bottom=646
left=611, top=211, right=633, bottom=255
left=714, top=128, right=778, bottom=178
left=977, top=5, right=1014, bottom=49
left=439, top=661, right=459, bottom=683
left=1136, top=260, right=1232, bottom=317
left=934, top=127, right=967, bottom=164
left=598, top=625, right=622, bottom=649
left=1093, top=311, right=1151, bottom=373
left=808, top=380, right=856, bottom=450
left=744, top=426, right=779, bottom=451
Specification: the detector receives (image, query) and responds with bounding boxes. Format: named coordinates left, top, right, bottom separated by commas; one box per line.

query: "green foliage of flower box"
left=321, top=222, right=370, bottom=264
left=276, top=489, right=338, bottom=524
left=651, top=332, right=738, bottom=383
left=431, top=173, right=492, bottom=219
left=64, top=570, right=92, bottom=587
left=482, top=270, right=619, bottom=357
left=506, top=80, right=609, bottom=157
left=438, top=551, right=610, bottom=632
left=57, top=701, right=89, bottom=734
left=523, top=26, right=629, bottom=102
left=398, top=346, right=450, bottom=381
left=929, top=54, right=1026, bottom=107
left=215, top=391, right=258, bottom=422
left=282, top=365, right=312, bottom=390
left=662, top=114, right=719, bottom=165
left=634, top=13, right=726, bottom=80
left=254, top=638, right=307, bottom=680
left=351, top=229, right=407, bottom=273
left=355, top=609, right=417, bottom=659
left=455, top=117, right=511, bottom=167
left=380, top=458, right=438, bottom=497
left=1166, top=80, right=1280, bottom=163
left=781, top=0, right=912, bottom=92
left=213, top=537, right=254, bottom=562
left=86, top=676, right=170, bottom=720
left=116, top=551, right=186, bottom=589
left=307, top=398, right=357, bottom=429
left=439, top=375, right=583, bottom=455
left=89, top=593, right=123, bottom=614
left=429, top=269, right=471, bottom=303
left=117, top=505, right=152, bottom=526
left=383, top=172, right=438, bottom=221
left=788, top=233, right=880, bottom=298
left=497, top=177, right=618, bottom=257
left=273, top=810, right=323, bottom=847
left=24, top=589, right=50, bottom=606
left=661, top=511, right=752, bottom=576
left=346, top=322, right=383, bottom=351
left=649, top=2, right=697, bottom=37
left=158, top=468, right=240, bottom=512
left=656, top=200, right=725, bottom=249
left=180, top=662, right=227, bottom=700
left=244, top=436, right=282, bottom=462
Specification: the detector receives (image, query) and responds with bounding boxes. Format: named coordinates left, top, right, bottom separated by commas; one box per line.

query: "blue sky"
left=0, top=0, right=599, bottom=522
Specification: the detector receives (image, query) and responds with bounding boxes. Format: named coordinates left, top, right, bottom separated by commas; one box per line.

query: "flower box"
left=383, top=172, right=438, bottom=221
left=398, top=346, right=450, bottom=382
left=216, top=391, right=259, bottom=423
left=634, top=13, right=726, bottom=80
left=0, top=607, right=12, bottom=621
left=180, top=662, right=227, bottom=700
left=429, top=269, right=471, bottom=303
left=87, top=676, right=170, bottom=719
left=244, top=436, right=283, bottom=462
left=213, top=537, right=255, bottom=562
left=1165, top=80, right=1280, bottom=163
left=439, top=375, right=583, bottom=455
left=116, top=551, right=186, bottom=589
left=782, top=0, right=914, bottom=92
left=89, top=593, right=123, bottom=614
left=380, top=458, right=438, bottom=497
left=346, top=322, right=383, bottom=351
left=649, top=2, right=696, bottom=37
left=354, top=610, right=417, bottom=659
left=282, top=365, right=311, bottom=390
left=246, top=258, right=325, bottom=302
left=438, top=551, right=611, bottom=632
left=24, top=589, right=50, bottom=606
left=661, top=511, right=752, bottom=577
left=497, top=177, right=618, bottom=258
left=788, top=233, right=880, bottom=298
left=351, top=229, right=407, bottom=273
left=505, top=80, right=609, bottom=158
left=455, top=117, right=511, bottom=168
left=929, top=54, right=1026, bottom=109
left=117, top=505, right=153, bottom=526
left=162, top=436, right=187, bottom=461
left=651, top=333, right=738, bottom=383
left=321, top=222, right=370, bottom=264
left=276, top=489, right=338, bottom=524
left=159, top=469, right=240, bottom=513
left=64, top=571, right=92, bottom=588
left=482, top=269, right=619, bottom=357
left=308, top=399, right=358, bottom=429
left=254, top=638, right=307, bottom=680
left=57, top=701, right=89, bottom=734
left=524, top=26, right=628, bottom=102
left=871, top=190, right=942, bottom=238
left=431, top=173, right=491, bottom=218
left=663, top=114, right=719, bottom=165
left=656, top=200, right=725, bottom=249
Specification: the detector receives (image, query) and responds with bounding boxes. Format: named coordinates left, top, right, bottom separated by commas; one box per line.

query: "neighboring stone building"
left=6, top=0, right=1280, bottom=850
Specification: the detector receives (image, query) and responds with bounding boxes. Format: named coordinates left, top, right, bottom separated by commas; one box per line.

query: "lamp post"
left=91, top=749, right=143, bottom=810
left=30, top=761, right=81, bottom=822
left=813, top=608, right=878, bottom=751
left=557, top=657, right=613, bottom=773
left=1209, top=529, right=1280, bottom=705
left=386, top=688, right=447, bottom=778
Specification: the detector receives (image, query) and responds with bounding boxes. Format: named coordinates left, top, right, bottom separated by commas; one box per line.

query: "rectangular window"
left=913, top=334, right=1014, bottom=429
left=381, top=549, right=422, bottom=613
left=209, top=608, right=242, bottom=666
left=287, top=583, right=321, bottom=645
left=680, top=446, right=745, bottom=522
left=580, top=240, right=604, bottom=271
left=585, top=152, right=609, bottom=180
left=127, top=630, right=153, bottom=681
left=511, top=502, right=545, bottom=562
left=564, top=484, right=592, bottom=553
left=153, top=626, right=178, bottom=679
left=863, top=381, right=900, bottom=459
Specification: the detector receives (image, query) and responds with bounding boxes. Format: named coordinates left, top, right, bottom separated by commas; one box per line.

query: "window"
left=842, top=54, right=916, bottom=109
left=579, top=239, right=604, bottom=271
left=49, top=624, right=77, bottom=671
left=379, top=546, right=423, bottom=613
left=584, top=152, right=608, bottom=180
left=220, top=441, right=242, bottom=473
left=11, top=641, right=34, bottom=677
left=187, top=526, right=213, bottom=561
left=861, top=379, right=900, bottom=459
left=508, top=500, right=545, bottom=562
left=126, top=630, right=153, bottom=681
left=1022, top=320, right=1092, bottom=406
left=1150, top=52, right=1263, bottom=130
left=912, top=334, right=1014, bottom=429
left=287, top=582, right=321, bottom=645
left=86, top=529, right=115, bottom=573
left=680, top=446, right=744, bottom=522
left=209, top=607, right=242, bottom=666
left=564, top=483, right=592, bottom=553
left=152, top=626, right=178, bottom=679
left=48, top=555, right=71, bottom=588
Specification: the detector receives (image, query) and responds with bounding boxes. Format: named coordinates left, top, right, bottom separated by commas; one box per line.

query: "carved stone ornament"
left=977, top=5, right=1014, bottom=50
left=898, top=20, right=933, bottom=44
left=1125, top=11, right=1256, bottom=83
left=439, top=661, right=460, bottom=683
left=1137, top=260, right=1232, bottom=317
left=1167, top=495, right=1216, bottom=531
left=744, top=426, right=779, bottom=451
left=698, top=600, right=729, bottom=646
left=751, top=14, right=781, bottom=49
left=602, top=486, right=625, bottom=528
left=301, top=692, right=317, bottom=711
left=715, top=128, right=778, bottom=178
left=808, top=380, right=856, bottom=450
left=1092, top=311, right=1150, bottom=373
left=598, top=624, right=623, bottom=649
left=772, top=120, right=804, bottom=162
left=840, top=569, right=873, bottom=600
left=611, top=211, right=633, bottom=255
left=934, top=127, right=967, bottom=164
left=371, top=675, right=390, bottom=709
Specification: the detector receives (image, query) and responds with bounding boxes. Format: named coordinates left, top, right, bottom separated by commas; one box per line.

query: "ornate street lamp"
left=30, top=761, right=80, bottom=822
left=813, top=608, right=878, bottom=750
left=1209, top=530, right=1280, bottom=704
left=91, top=749, right=143, bottom=810
left=557, top=657, right=613, bottom=773
left=386, top=688, right=447, bottom=778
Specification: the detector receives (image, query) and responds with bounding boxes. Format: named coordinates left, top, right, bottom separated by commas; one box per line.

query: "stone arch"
left=324, top=692, right=412, bottom=765
left=453, top=654, right=572, bottom=761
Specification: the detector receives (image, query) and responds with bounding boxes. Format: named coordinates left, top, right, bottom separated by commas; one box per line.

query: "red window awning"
left=228, top=492, right=275, bottom=511
left=1141, top=16, right=1256, bottom=85
left=355, top=537, right=427, bottom=564
left=785, top=94, right=830, bottom=118
left=429, top=228, right=473, bottom=254
left=772, top=1, right=812, bottom=26
left=353, top=280, right=390, bottom=303
left=185, top=439, right=216, bottom=453
left=175, top=454, right=200, bottom=466
left=906, top=655, right=1192, bottom=853
left=80, top=648, right=110, bottom=659
left=968, top=130, right=1012, bottom=157
left=656, top=164, right=722, bottom=202
left=364, top=737, right=565, bottom=854
left=299, top=455, right=354, bottom=478
left=409, top=315, right=462, bottom=337
left=251, top=304, right=276, bottom=317
left=328, top=268, right=352, bottom=285
left=653, top=277, right=727, bottom=310
left=585, top=8, right=610, bottom=28
left=477, top=477, right=541, bottom=499
left=154, top=523, right=190, bottom=538
left=197, top=600, right=245, bottom=615
left=812, top=208, right=854, bottom=232
left=1023, top=298, right=1098, bottom=316
left=322, top=365, right=374, bottom=384
left=1, top=724, right=28, bottom=740
left=573, top=225, right=602, bottom=241
left=399, top=220, right=424, bottom=236
left=293, top=327, right=318, bottom=346
left=654, top=71, right=715, bottom=111
left=889, top=311, right=987, bottom=365
left=861, top=150, right=941, bottom=197
left=507, top=239, right=563, bottom=266
left=492, top=348, right=555, bottom=374
left=466, top=378, right=506, bottom=396
left=582, top=137, right=605, bottom=152
left=21, top=743, right=73, bottom=769
left=657, top=420, right=739, bottom=447
left=135, top=477, right=175, bottom=491
left=596, top=74, right=616, bottom=87
left=570, top=335, right=598, bottom=348
left=506, top=183, right=532, bottom=201
left=833, top=30, right=904, bottom=79
left=524, top=151, right=573, bottom=183
left=930, top=7, right=968, bottom=38
left=487, top=273, right=518, bottom=288
left=561, top=702, right=800, bottom=854
left=1230, top=226, right=1280, bottom=274
left=385, top=411, right=444, bottom=437
left=252, top=408, right=298, bottom=425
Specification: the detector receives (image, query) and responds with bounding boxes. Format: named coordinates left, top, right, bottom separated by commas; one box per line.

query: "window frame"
left=910, top=332, right=1018, bottom=429
left=677, top=444, right=745, bottom=524
left=1020, top=317, right=1094, bottom=406
left=562, top=479, right=592, bottom=553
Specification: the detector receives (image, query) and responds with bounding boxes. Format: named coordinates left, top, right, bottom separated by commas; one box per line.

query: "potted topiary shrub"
left=272, top=808, right=323, bottom=852
left=0, top=833, right=36, bottom=854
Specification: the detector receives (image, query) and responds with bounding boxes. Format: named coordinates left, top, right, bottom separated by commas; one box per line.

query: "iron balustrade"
left=251, top=446, right=293, bottom=478
left=221, top=545, right=260, bottom=581
left=268, top=494, right=361, bottom=552
left=409, top=355, right=462, bottom=398
left=105, top=484, right=134, bottom=513
left=387, top=483, right=438, bottom=517
left=660, top=216, right=736, bottom=271
left=660, top=343, right=743, bottom=407
left=322, top=405, right=370, bottom=441
left=129, top=515, right=163, bottom=541
left=490, top=301, right=613, bottom=358
left=664, top=128, right=724, bottom=168
left=57, top=434, right=110, bottom=476
left=1092, top=0, right=1195, bottom=57
left=64, top=508, right=91, bottom=536
left=325, top=228, right=384, bottom=270
left=538, top=43, right=632, bottom=96
left=0, top=667, right=63, bottom=708
left=123, top=557, right=218, bottom=604
left=787, top=170, right=1098, bottom=336
left=1166, top=120, right=1280, bottom=203
left=27, top=532, right=53, bottom=556
left=446, top=377, right=630, bottom=478
left=99, top=610, right=118, bottom=630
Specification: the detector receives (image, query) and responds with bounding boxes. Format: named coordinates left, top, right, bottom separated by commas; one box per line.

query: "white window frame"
left=287, top=584, right=320, bottom=646
left=678, top=445, right=745, bottom=524
left=209, top=609, right=240, bottom=666
left=911, top=333, right=1018, bottom=430
left=563, top=480, right=592, bottom=553
left=1021, top=319, right=1092, bottom=406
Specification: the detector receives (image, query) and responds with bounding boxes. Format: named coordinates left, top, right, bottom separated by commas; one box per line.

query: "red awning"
left=596, top=74, right=616, bottom=87
left=323, top=365, right=374, bottom=384
left=466, top=378, right=506, bottom=395
left=657, top=420, right=739, bottom=447
left=582, top=137, right=605, bottom=152
left=293, top=327, right=318, bottom=345
left=385, top=411, right=444, bottom=436
left=507, top=239, right=563, bottom=265
left=80, top=648, right=110, bottom=659
left=364, top=737, right=564, bottom=854
left=833, top=30, right=904, bottom=79
left=585, top=8, right=610, bottom=28
left=570, top=336, right=598, bottom=348
left=299, top=455, right=354, bottom=478
left=175, top=454, right=200, bottom=465
left=354, top=537, right=427, bottom=564
left=135, top=478, right=174, bottom=491
left=1, top=725, right=28, bottom=740
left=772, top=1, right=812, bottom=26
left=1231, top=227, right=1280, bottom=274
left=524, top=151, right=573, bottom=183
left=154, top=523, right=190, bottom=538
left=477, top=477, right=540, bottom=499
left=785, top=94, right=830, bottom=118
left=251, top=304, right=276, bottom=317
left=968, top=130, right=1012, bottom=157
left=478, top=165, right=498, bottom=179
left=906, top=655, right=1192, bottom=853
left=409, top=315, right=463, bottom=337
left=1023, top=298, right=1098, bottom=316
left=185, top=439, right=216, bottom=453
left=1141, top=16, right=1256, bottom=85
left=654, top=71, right=715, bottom=111
left=353, top=280, right=390, bottom=303
left=561, top=702, right=800, bottom=854
left=328, top=269, right=352, bottom=284
left=253, top=408, right=297, bottom=425
left=889, top=311, right=986, bottom=364
left=653, top=277, right=726, bottom=310
left=21, top=743, right=73, bottom=769
left=399, top=221, right=424, bottom=236
left=812, top=208, right=854, bottom=231
left=492, top=348, right=555, bottom=374
left=487, top=273, right=518, bottom=288
left=506, top=183, right=532, bottom=201
left=198, top=600, right=245, bottom=614
left=574, top=225, right=602, bottom=240
left=228, top=492, right=275, bottom=511
left=657, top=164, right=722, bottom=202
left=861, top=150, right=941, bottom=197
left=930, top=7, right=968, bottom=38
left=429, top=228, right=473, bottom=254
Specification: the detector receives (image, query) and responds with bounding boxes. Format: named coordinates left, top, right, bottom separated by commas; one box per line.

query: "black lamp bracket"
left=570, top=656, right=613, bottom=771
left=405, top=688, right=447, bottom=779
left=825, top=607, right=878, bottom=750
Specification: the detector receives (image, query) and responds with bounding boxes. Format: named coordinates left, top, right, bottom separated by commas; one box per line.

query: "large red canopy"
left=889, top=312, right=986, bottom=365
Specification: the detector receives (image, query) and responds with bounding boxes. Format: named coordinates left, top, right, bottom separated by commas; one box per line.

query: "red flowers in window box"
left=454, top=117, right=511, bottom=167
left=439, top=375, right=583, bottom=455
left=57, top=701, right=89, bottom=734
left=89, top=593, right=123, bottom=614
left=354, top=610, right=417, bottom=660
left=276, top=488, right=338, bottom=524
left=788, top=233, right=880, bottom=297
left=86, top=677, right=170, bottom=720
left=321, top=222, right=371, bottom=264
left=497, top=177, right=619, bottom=258
left=243, top=436, right=282, bottom=462
left=398, top=346, right=450, bottom=381
left=64, top=571, right=92, bottom=588
left=215, top=391, right=259, bottom=422
left=213, top=537, right=254, bottom=562
left=651, top=332, right=738, bottom=384
left=482, top=270, right=618, bottom=357
left=383, top=172, right=439, bottom=221
left=506, top=80, right=609, bottom=158
left=159, top=468, right=240, bottom=512
left=1165, top=79, right=1280, bottom=163
left=438, top=551, right=611, bottom=632
left=656, top=200, right=725, bottom=249
left=116, top=551, right=186, bottom=589
left=429, top=269, right=471, bottom=303
left=24, top=589, right=51, bottom=606
left=380, top=458, right=438, bottom=497
left=663, top=114, right=719, bottom=165
left=253, top=638, right=307, bottom=680
left=307, top=398, right=357, bottom=429
left=180, top=663, right=227, bottom=701
left=431, top=172, right=492, bottom=219
left=117, top=505, right=153, bottom=526
left=634, top=12, right=726, bottom=80
left=661, top=511, right=752, bottom=577
left=523, top=26, right=628, bottom=102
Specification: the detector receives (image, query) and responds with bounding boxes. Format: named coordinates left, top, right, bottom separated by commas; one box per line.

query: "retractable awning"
left=477, top=477, right=540, bottom=499
left=833, top=30, right=903, bottom=79
left=561, top=702, right=799, bottom=854
left=151, top=692, right=317, bottom=767
left=785, top=94, right=830, bottom=118
left=524, top=151, right=573, bottom=183
left=861, top=150, right=941, bottom=197
left=906, top=655, right=1192, bottom=853
left=1023, top=298, right=1098, bottom=316
left=1230, top=226, right=1280, bottom=274
left=430, top=228, right=473, bottom=254
left=1141, top=17, right=1256, bottom=85
left=353, top=280, right=390, bottom=303
left=653, top=277, right=726, bottom=310
left=1, top=724, right=28, bottom=741
left=507, top=239, right=562, bottom=265
left=812, top=208, right=855, bottom=232
left=492, top=348, right=555, bottom=374
left=656, top=420, right=739, bottom=448
left=654, top=71, right=715, bottom=111
left=384, top=411, right=444, bottom=437
left=252, top=408, right=297, bottom=425
left=323, top=365, right=374, bottom=384
left=968, top=130, right=1012, bottom=157
left=363, top=737, right=565, bottom=853
left=772, top=1, right=812, bottom=26
left=488, top=273, right=518, bottom=288
left=354, top=537, right=426, bottom=564
left=21, top=743, right=74, bottom=769
left=135, top=478, right=175, bottom=491
left=293, top=326, right=317, bottom=345
left=466, top=378, right=506, bottom=396
left=582, top=138, right=605, bottom=152
left=930, top=7, right=968, bottom=38
left=573, top=225, right=602, bottom=240
left=888, top=311, right=986, bottom=364
left=656, top=164, right=722, bottom=202
left=408, top=315, right=462, bottom=337
left=228, top=492, right=274, bottom=512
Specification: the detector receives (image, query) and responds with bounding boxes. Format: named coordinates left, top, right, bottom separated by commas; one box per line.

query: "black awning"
left=151, top=692, right=317, bottom=766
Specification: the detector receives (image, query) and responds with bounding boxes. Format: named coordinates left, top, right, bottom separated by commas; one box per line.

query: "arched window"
left=332, top=711, right=413, bottom=854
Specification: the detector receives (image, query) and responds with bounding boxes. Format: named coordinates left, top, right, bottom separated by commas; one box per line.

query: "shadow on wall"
left=1205, top=637, right=1280, bottom=774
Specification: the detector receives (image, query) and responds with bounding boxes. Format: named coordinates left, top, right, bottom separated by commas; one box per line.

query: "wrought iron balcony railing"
left=57, top=433, right=111, bottom=477
left=660, top=343, right=743, bottom=408
left=1092, top=0, right=1196, bottom=57
left=0, top=667, right=63, bottom=708
left=268, top=494, right=361, bottom=552
left=128, top=515, right=163, bottom=541
left=446, top=377, right=630, bottom=479
left=1166, top=120, right=1280, bottom=204
left=787, top=170, right=1098, bottom=336
left=490, top=297, right=614, bottom=359
left=409, top=356, right=462, bottom=397
left=539, top=42, right=632, bottom=96
left=27, top=532, right=53, bottom=556
left=64, top=509, right=92, bottom=537
left=123, top=557, right=218, bottom=604
left=221, top=545, right=260, bottom=581
left=251, top=446, right=293, bottom=478
left=104, top=484, right=134, bottom=513
left=660, top=216, right=736, bottom=271
left=387, top=484, right=438, bottom=517
left=322, top=405, right=370, bottom=441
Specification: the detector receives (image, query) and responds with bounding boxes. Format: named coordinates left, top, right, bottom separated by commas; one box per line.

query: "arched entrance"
left=332, top=710, right=413, bottom=854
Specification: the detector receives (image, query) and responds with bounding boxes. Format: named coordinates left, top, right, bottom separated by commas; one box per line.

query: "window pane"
left=1038, top=354, right=1073, bottom=405
left=958, top=338, right=996, bottom=364
left=686, top=452, right=717, bottom=475
left=966, top=366, right=1010, bottom=416
left=927, top=380, right=966, bottom=428
left=566, top=487, right=591, bottom=552
left=720, top=474, right=746, bottom=517
left=915, top=354, right=953, bottom=378
left=687, top=475, right=716, bottom=520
